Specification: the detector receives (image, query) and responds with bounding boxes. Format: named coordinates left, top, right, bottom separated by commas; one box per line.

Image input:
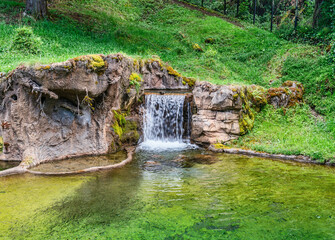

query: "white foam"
left=138, top=140, right=198, bottom=152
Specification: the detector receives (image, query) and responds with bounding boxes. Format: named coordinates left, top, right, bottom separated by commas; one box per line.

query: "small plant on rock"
left=129, top=73, right=142, bottom=93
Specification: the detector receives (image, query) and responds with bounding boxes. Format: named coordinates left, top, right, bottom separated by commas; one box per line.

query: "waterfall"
left=139, top=94, right=196, bottom=151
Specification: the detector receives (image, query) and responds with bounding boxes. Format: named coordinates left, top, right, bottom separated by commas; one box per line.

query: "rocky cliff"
left=0, top=54, right=193, bottom=167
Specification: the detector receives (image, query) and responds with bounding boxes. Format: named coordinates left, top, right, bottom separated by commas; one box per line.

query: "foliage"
left=129, top=73, right=142, bottom=93
left=113, top=110, right=126, bottom=137
left=10, top=26, right=42, bottom=54
left=82, top=95, right=95, bottom=111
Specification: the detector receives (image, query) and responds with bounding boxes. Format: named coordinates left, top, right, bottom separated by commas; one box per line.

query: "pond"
left=1, top=149, right=335, bottom=239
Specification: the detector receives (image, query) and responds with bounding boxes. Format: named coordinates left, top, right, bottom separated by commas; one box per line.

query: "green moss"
left=89, top=54, right=106, bottom=72
left=73, top=55, right=106, bottom=73
left=166, top=66, right=181, bottom=78
left=112, top=110, right=139, bottom=144
left=238, top=86, right=255, bottom=135
left=246, top=85, right=267, bottom=112
left=182, top=76, right=196, bottom=87
left=35, top=65, right=51, bottom=71
left=120, top=120, right=140, bottom=143
left=213, top=143, right=231, bottom=149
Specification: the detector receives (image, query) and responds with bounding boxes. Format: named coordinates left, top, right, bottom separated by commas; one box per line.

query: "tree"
left=312, top=0, right=324, bottom=28
left=25, top=0, right=47, bottom=19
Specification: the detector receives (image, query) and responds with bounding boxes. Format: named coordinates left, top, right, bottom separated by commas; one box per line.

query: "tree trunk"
left=253, top=0, right=256, bottom=24
left=236, top=0, right=240, bottom=17
left=224, top=0, right=227, bottom=14
left=294, top=0, right=298, bottom=31
left=270, top=0, right=274, bottom=31
left=25, top=0, right=47, bottom=19
left=312, top=0, right=324, bottom=28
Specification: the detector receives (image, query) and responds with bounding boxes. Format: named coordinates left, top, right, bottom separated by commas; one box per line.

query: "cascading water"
left=138, top=94, right=196, bottom=151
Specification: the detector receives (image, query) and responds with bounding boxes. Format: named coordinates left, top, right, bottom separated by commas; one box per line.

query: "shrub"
left=10, top=26, right=42, bottom=54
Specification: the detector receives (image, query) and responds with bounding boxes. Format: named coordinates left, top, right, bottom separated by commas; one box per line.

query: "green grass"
left=0, top=0, right=334, bottom=162
left=230, top=104, right=335, bottom=162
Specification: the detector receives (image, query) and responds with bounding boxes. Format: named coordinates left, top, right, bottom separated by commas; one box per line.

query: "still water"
left=1, top=149, right=335, bottom=239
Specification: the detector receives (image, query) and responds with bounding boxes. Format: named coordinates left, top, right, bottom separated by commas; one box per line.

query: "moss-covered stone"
left=88, top=55, right=106, bottom=72
left=73, top=55, right=107, bottom=73
left=236, top=86, right=255, bottom=135
left=112, top=111, right=139, bottom=145
left=246, top=85, right=267, bottom=112
left=120, top=120, right=140, bottom=144
left=166, top=66, right=182, bottom=78
left=182, top=76, right=196, bottom=87
left=35, top=65, right=51, bottom=71
left=112, top=110, right=126, bottom=137
left=213, top=143, right=231, bottom=150
left=267, top=81, right=304, bottom=108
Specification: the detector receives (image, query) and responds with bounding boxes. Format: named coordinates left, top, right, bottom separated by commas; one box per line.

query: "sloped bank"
left=0, top=53, right=307, bottom=176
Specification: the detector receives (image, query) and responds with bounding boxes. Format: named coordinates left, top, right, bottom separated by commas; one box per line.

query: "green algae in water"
left=1, top=151, right=335, bottom=239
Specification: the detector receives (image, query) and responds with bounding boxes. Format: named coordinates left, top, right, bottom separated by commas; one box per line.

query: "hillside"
left=0, top=0, right=334, bottom=162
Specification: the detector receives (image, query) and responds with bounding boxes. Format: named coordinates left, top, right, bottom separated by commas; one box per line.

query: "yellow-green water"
left=1, top=150, right=335, bottom=239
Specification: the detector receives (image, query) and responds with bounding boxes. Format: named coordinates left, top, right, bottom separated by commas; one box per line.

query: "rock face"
left=191, top=82, right=243, bottom=146
left=0, top=54, right=192, bottom=166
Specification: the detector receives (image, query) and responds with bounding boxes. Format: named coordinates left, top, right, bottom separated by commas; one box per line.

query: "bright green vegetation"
left=231, top=104, right=335, bottom=161
left=0, top=0, right=334, bottom=161
left=2, top=151, right=335, bottom=239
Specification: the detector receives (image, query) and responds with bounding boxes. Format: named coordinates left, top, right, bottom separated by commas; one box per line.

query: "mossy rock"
left=166, top=66, right=181, bottom=78
left=236, top=86, right=255, bottom=135
left=182, top=76, right=196, bottom=88
left=73, top=55, right=107, bottom=73
left=112, top=110, right=140, bottom=145
left=120, top=120, right=140, bottom=144
left=213, top=143, right=231, bottom=150
left=246, top=85, right=267, bottom=112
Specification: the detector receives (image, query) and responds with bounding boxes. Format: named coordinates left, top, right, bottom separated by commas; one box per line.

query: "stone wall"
left=191, top=82, right=242, bottom=145
left=190, top=81, right=303, bottom=146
